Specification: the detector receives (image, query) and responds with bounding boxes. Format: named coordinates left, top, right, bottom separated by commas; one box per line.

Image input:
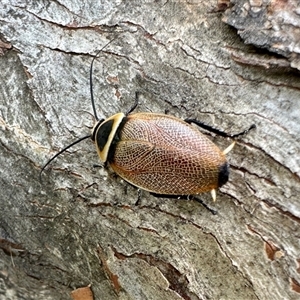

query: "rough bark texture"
left=0, top=1, right=300, bottom=300
left=222, top=0, right=300, bottom=71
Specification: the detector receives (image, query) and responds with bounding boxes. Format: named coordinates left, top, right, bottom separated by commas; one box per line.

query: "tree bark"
left=222, top=0, right=300, bottom=71
left=0, top=1, right=299, bottom=299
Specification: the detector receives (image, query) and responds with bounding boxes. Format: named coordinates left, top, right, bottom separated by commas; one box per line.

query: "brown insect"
left=41, top=43, right=255, bottom=202
left=92, top=109, right=248, bottom=201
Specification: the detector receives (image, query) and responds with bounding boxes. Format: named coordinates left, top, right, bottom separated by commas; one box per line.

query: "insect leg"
left=150, top=193, right=217, bottom=215
left=134, top=189, right=142, bottom=206
left=184, top=119, right=256, bottom=138
left=189, top=196, right=218, bottom=215
left=125, top=91, right=140, bottom=115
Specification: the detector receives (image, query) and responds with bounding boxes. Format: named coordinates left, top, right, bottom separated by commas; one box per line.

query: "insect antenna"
left=90, top=39, right=116, bottom=121
left=40, top=39, right=116, bottom=181
left=39, top=135, right=91, bottom=181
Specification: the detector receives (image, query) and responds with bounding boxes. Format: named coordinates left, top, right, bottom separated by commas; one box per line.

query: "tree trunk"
left=0, top=1, right=299, bottom=299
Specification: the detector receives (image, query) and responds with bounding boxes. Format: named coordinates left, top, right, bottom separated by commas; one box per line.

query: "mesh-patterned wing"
left=110, top=113, right=226, bottom=195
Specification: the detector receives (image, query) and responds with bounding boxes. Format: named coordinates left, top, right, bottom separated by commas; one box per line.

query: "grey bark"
left=0, top=1, right=300, bottom=300
left=222, top=0, right=300, bottom=71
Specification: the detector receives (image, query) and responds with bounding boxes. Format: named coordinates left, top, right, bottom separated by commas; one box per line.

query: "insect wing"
left=110, top=113, right=226, bottom=195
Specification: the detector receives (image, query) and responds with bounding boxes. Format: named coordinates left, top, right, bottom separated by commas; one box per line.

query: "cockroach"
left=40, top=42, right=255, bottom=202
